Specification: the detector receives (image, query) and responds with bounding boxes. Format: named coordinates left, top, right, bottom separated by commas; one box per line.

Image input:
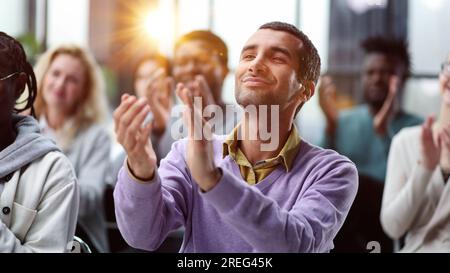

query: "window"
left=408, top=0, right=450, bottom=75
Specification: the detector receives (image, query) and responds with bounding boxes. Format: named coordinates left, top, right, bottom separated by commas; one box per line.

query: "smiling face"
left=172, top=40, right=227, bottom=99
left=440, top=54, right=450, bottom=107
left=134, top=59, right=166, bottom=100
left=42, top=54, right=87, bottom=116
left=235, top=29, right=304, bottom=114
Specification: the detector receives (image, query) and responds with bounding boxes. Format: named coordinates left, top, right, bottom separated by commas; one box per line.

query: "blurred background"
left=0, top=0, right=447, bottom=141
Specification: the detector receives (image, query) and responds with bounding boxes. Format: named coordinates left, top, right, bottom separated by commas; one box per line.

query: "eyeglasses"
left=442, top=62, right=450, bottom=75
left=0, top=72, right=19, bottom=81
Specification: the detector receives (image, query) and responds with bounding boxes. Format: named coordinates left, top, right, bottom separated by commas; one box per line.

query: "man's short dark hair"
left=259, top=21, right=321, bottom=85
left=361, top=36, right=411, bottom=81
left=175, top=30, right=228, bottom=67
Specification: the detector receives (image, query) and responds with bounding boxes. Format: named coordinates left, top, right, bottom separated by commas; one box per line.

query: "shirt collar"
left=223, top=124, right=301, bottom=172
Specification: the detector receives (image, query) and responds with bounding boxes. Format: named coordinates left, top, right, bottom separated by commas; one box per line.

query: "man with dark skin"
left=319, top=37, right=423, bottom=252
left=149, top=30, right=233, bottom=160
left=0, top=32, right=78, bottom=252
left=320, top=37, right=422, bottom=182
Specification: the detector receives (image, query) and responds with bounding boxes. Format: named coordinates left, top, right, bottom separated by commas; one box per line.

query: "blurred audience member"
left=319, top=37, right=423, bottom=252
left=133, top=53, right=172, bottom=139
left=34, top=44, right=111, bottom=253
left=106, top=53, right=174, bottom=252
left=381, top=53, right=450, bottom=252
left=155, top=30, right=238, bottom=160
left=109, top=53, right=173, bottom=178
left=319, top=37, right=422, bottom=181
left=132, top=53, right=173, bottom=162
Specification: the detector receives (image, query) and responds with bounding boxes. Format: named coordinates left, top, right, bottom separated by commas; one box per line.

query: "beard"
left=363, top=85, right=388, bottom=111
left=235, top=87, right=281, bottom=108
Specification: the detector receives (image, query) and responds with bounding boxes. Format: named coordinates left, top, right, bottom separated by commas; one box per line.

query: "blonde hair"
left=34, top=44, right=108, bottom=147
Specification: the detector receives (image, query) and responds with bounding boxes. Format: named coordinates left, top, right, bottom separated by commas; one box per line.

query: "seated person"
left=381, top=53, right=450, bottom=252
left=110, top=52, right=173, bottom=175
left=319, top=37, right=423, bottom=252
left=0, top=31, right=78, bottom=253
left=132, top=53, right=173, bottom=160
left=319, top=37, right=423, bottom=182
left=155, top=30, right=239, bottom=160
left=34, top=45, right=111, bottom=252
left=113, top=22, right=358, bottom=253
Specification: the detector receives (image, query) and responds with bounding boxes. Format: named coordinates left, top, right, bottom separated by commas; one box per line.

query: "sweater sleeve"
left=380, top=132, right=434, bottom=240
left=113, top=140, right=191, bottom=251
left=202, top=159, right=358, bottom=253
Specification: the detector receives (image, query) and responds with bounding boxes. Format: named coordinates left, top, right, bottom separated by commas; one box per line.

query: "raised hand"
left=439, top=124, right=450, bottom=172
left=176, top=83, right=221, bottom=192
left=420, top=116, right=441, bottom=171
left=318, top=75, right=338, bottom=135
left=191, top=75, right=217, bottom=109
left=114, top=94, right=157, bottom=180
left=373, top=75, right=399, bottom=136
left=147, top=74, right=175, bottom=136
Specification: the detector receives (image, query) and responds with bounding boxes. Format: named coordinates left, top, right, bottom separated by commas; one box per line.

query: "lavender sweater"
left=114, top=136, right=358, bottom=253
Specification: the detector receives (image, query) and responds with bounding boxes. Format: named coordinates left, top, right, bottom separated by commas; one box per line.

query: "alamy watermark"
left=161, top=98, right=282, bottom=152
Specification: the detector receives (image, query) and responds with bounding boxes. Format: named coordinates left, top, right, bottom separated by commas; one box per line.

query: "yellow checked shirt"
left=223, top=126, right=301, bottom=185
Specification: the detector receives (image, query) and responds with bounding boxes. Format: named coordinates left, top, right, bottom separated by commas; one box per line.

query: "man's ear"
left=300, top=81, right=315, bottom=102
left=14, top=72, right=27, bottom=99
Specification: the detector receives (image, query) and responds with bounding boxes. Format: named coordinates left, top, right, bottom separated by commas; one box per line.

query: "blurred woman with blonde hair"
left=381, top=53, right=450, bottom=252
left=34, top=44, right=110, bottom=252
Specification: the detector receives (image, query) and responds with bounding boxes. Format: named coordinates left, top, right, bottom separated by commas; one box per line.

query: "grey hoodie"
left=0, top=114, right=60, bottom=181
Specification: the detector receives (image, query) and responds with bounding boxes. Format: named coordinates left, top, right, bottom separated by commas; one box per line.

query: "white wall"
left=0, top=0, right=27, bottom=36
left=177, top=0, right=210, bottom=37
left=213, top=0, right=297, bottom=70
left=47, top=0, right=90, bottom=48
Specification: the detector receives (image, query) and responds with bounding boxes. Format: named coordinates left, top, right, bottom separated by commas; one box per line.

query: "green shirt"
left=320, top=105, right=423, bottom=182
